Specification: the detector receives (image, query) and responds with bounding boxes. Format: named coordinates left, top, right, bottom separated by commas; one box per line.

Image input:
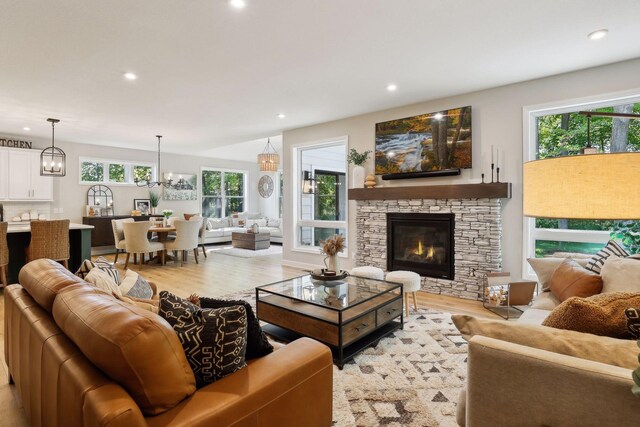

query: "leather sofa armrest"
left=84, top=383, right=147, bottom=427
left=146, top=338, right=333, bottom=427
left=463, top=335, right=640, bottom=427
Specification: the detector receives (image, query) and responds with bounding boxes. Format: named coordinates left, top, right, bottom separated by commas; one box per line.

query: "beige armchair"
left=164, top=219, right=201, bottom=266
left=122, top=221, right=165, bottom=270
left=187, top=214, right=208, bottom=258
left=111, top=218, right=134, bottom=265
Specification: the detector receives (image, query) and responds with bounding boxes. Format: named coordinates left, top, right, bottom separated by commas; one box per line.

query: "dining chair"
left=27, top=220, right=70, bottom=269
left=188, top=214, right=208, bottom=258
left=111, top=218, right=134, bottom=265
left=0, top=222, right=8, bottom=287
left=122, top=221, right=165, bottom=270
left=164, top=219, right=201, bottom=266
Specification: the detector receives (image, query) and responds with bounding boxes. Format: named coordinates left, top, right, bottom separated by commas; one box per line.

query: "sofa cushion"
left=19, top=259, right=85, bottom=313
left=600, top=256, right=640, bottom=293
left=112, top=292, right=159, bottom=314
left=52, top=283, right=196, bottom=415
left=93, top=256, right=121, bottom=284
left=548, top=258, right=602, bottom=301
left=585, top=240, right=629, bottom=274
left=159, top=291, right=248, bottom=388
left=119, top=269, right=154, bottom=299
left=267, top=217, right=281, bottom=228
left=527, top=257, right=590, bottom=292
left=516, top=308, right=551, bottom=324
left=246, top=218, right=267, bottom=228
left=542, top=292, right=640, bottom=339
left=206, top=229, right=225, bottom=238
left=452, top=314, right=639, bottom=369
left=85, top=268, right=122, bottom=296
left=197, top=296, right=274, bottom=360
left=530, top=291, right=561, bottom=311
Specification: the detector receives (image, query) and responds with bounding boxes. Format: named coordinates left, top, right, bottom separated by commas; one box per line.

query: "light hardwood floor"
left=0, top=245, right=497, bottom=426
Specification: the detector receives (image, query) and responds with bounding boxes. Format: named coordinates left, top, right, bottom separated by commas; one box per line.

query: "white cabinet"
left=2, top=148, right=53, bottom=201
left=0, top=150, right=8, bottom=199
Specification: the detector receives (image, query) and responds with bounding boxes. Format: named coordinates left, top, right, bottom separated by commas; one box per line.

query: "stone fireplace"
left=351, top=183, right=510, bottom=300
left=387, top=212, right=455, bottom=280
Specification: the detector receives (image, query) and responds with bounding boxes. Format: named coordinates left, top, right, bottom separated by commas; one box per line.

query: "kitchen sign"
left=0, top=138, right=33, bottom=149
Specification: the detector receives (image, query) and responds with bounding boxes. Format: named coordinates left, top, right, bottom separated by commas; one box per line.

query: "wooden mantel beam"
left=347, top=182, right=511, bottom=201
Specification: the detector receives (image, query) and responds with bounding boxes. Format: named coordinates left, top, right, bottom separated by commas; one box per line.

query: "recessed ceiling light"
left=387, top=84, right=397, bottom=92
left=588, top=29, right=608, bottom=40
left=23, top=127, right=30, bottom=131
left=230, top=0, right=247, bottom=9
left=277, top=113, right=286, bottom=119
left=124, top=72, right=137, bottom=80
left=433, top=113, right=444, bottom=120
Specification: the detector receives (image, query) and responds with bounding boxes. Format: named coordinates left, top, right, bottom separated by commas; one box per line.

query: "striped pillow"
left=94, top=256, right=121, bottom=285
left=585, top=240, right=629, bottom=274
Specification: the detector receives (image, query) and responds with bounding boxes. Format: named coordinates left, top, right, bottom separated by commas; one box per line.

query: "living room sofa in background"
left=4, top=259, right=332, bottom=426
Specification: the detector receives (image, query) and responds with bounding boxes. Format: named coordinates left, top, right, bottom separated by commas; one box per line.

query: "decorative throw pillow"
left=93, top=256, right=121, bottom=284
left=85, top=268, right=122, bottom=296
left=112, top=292, right=159, bottom=314
left=600, top=256, right=640, bottom=293
left=527, top=257, right=590, bottom=292
left=542, top=292, right=640, bottom=339
left=585, top=240, right=629, bottom=274
left=548, top=258, right=603, bottom=302
left=119, top=269, right=154, bottom=299
left=625, top=308, right=640, bottom=339
left=159, top=291, right=248, bottom=388
left=267, top=218, right=282, bottom=228
left=74, top=259, right=95, bottom=279
left=197, top=296, right=273, bottom=359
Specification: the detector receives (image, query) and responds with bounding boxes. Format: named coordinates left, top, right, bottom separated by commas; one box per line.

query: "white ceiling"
left=1, top=0, right=639, bottom=156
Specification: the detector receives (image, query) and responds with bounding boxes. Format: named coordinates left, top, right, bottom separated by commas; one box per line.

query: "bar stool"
left=26, top=219, right=70, bottom=269
left=385, top=270, right=421, bottom=316
left=350, top=266, right=384, bottom=280
left=0, top=222, right=8, bottom=287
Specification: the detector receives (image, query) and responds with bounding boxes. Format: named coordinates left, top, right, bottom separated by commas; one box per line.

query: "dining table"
left=148, top=225, right=176, bottom=264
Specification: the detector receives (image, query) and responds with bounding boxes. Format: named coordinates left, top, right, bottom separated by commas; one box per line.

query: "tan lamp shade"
left=523, top=152, right=640, bottom=220
left=257, top=152, right=280, bottom=172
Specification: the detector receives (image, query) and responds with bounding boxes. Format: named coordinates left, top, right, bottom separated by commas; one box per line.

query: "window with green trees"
left=79, top=158, right=155, bottom=185
left=201, top=169, right=246, bottom=218
left=530, top=101, right=640, bottom=258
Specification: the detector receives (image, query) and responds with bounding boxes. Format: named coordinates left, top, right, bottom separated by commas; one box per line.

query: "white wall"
left=282, top=58, right=640, bottom=276
left=0, top=136, right=261, bottom=223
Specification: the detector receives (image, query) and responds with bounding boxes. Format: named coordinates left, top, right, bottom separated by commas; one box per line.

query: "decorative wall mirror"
left=86, top=184, right=114, bottom=216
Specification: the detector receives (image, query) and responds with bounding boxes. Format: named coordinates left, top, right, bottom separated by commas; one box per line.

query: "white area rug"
left=213, top=245, right=283, bottom=258
left=224, top=289, right=466, bottom=426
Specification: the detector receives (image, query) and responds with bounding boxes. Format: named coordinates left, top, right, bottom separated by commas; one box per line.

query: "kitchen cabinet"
left=0, top=150, right=8, bottom=199
left=2, top=148, right=53, bottom=201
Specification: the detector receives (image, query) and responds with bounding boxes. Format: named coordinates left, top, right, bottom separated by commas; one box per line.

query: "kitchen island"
left=5, top=222, right=93, bottom=284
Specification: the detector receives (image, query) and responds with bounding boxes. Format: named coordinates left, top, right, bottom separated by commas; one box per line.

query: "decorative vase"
left=151, top=207, right=157, bottom=215
left=352, top=165, right=365, bottom=188
left=163, top=217, right=168, bottom=227
left=324, top=254, right=340, bottom=273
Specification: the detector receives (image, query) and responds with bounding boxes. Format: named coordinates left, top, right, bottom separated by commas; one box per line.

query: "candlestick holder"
left=490, top=163, right=495, bottom=183
left=496, top=167, right=500, bottom=183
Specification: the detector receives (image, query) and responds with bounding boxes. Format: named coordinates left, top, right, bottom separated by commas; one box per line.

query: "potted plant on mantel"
left=149, top=190, right=160, bottom=215
left=347, top=148, right=371, bottom=188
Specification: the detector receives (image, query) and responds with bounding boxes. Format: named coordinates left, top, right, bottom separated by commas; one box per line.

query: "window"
left=79, top=158, right=155, bottom=185
left=294, top=139, right=347, bottom=251
left=201, top=169, right=247, bottom=218
left=523, top=95, right=640, bottom=276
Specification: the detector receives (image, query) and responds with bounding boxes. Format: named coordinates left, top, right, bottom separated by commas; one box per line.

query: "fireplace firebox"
left=387, top=213, right=455, bottom=280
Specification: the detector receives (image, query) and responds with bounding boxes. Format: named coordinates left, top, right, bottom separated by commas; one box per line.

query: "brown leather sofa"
left=4, top=259, right=333, bottom=426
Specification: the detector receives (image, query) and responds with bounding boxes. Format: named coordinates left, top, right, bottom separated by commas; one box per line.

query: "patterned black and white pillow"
left=198, top=297, right=273, bottom=360
left=625, top=308, right=640, bottom=340
left=94, top=256, right=121, bottom=284
left=75, top=259, right=95, bottom=279
left=159, top=291, right=248, bottom=388
left=119, top=270, right=154, bottom=299
left=585, top=240, right=629, bottom=274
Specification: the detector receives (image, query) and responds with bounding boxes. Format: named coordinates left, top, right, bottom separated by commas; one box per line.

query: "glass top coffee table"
left=256, top=274, right=403, bottom=369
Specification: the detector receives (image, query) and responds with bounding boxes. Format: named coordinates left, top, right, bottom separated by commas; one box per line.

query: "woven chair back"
left=0, top=222, right=8, bottom=266
left=28, top=220, right=70, bottom=262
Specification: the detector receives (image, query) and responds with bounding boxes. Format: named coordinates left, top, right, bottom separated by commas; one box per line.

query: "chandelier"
left=257, top=138, right=279, bottom=172
left=135, top=135, right=190, bottom=189
left=40, top=118, right=66, bottom=176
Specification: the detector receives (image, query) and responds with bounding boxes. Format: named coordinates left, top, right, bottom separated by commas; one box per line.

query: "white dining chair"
left=164, top=219, right=201, bottom=266
left=122, top=221, right=165, bottom=270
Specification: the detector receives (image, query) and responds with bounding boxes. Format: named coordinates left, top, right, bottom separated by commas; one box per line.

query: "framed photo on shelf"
left=133, top=199, right=151, bottom=214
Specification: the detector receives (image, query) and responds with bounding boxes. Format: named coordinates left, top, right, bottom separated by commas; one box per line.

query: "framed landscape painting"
left=162, top=173, right=197, bottom=200
left=375, top=106, right=472, bottom=175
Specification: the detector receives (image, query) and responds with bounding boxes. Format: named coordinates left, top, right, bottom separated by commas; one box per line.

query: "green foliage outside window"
left=315, top=174, right=338, bottom=220
left=81, top=161, right=103, bottom=182
left=201, top=170, right=245, bottom=218
left=133, top=166, right=152, bottom=182
left=109, top=164, right=125, bottom=182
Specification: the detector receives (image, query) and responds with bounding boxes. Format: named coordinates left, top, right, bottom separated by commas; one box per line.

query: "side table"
left=483, top=273, right=537, bottom=320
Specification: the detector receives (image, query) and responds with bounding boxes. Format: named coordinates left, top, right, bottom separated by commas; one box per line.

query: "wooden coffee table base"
left=232, top=232, right=270, bottom=250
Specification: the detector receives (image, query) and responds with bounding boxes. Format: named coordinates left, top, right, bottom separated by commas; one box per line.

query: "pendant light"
left=258, top=138, right=280, bottom=172
left=135, top=135, right=191, bottom=189
left=40, top=118, right=66, bottom=176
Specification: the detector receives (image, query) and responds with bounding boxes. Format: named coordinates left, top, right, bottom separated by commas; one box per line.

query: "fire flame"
left=414, top=240, right=435, bottom=258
